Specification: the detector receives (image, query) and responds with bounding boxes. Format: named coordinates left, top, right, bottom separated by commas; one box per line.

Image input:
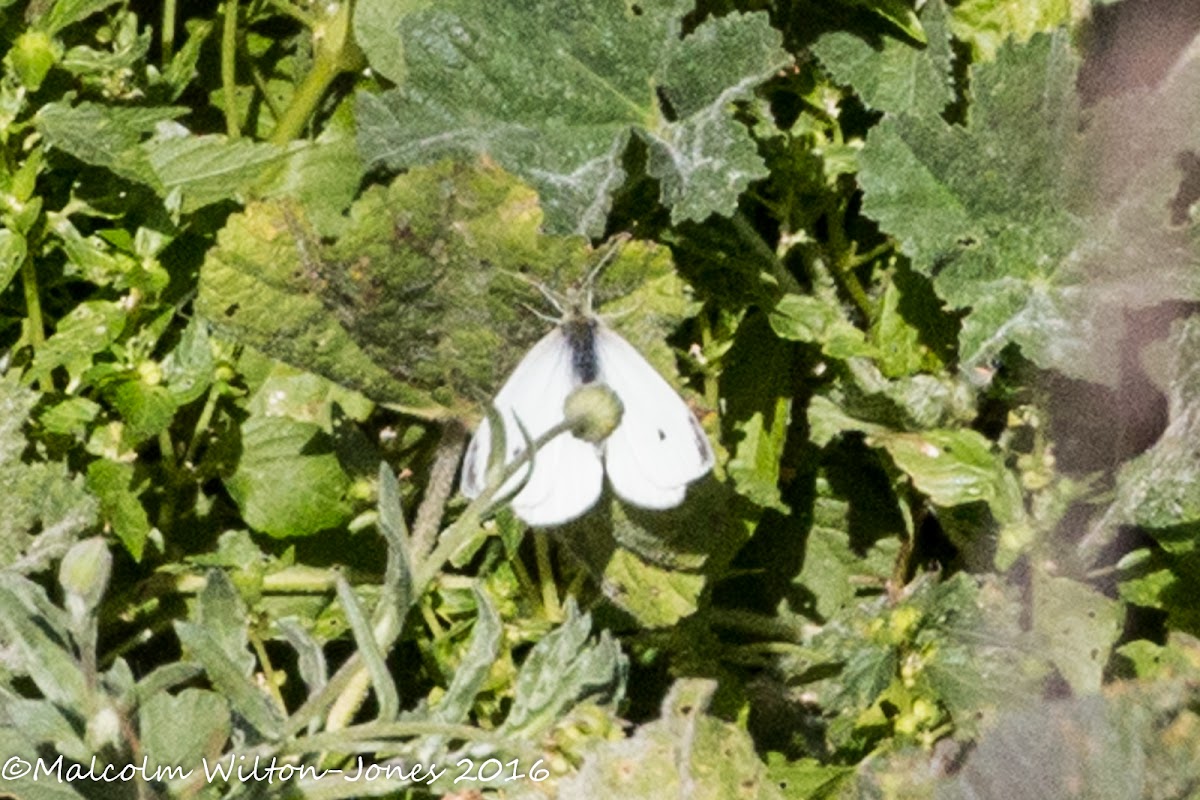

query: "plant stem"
left=20, top=252, right=44, bottom=349
left=268, top=44, right=337, bottom=144
left=161, top=0, right=176, bottom=65
left=411, top=421, right=467, bottom=560
left=184, top=385, right=221, bottom=465
left=825, top=199, right=874, bottom=320
left=222, top=0, right=241, bottom=139
left=533, top=531, right=561, bottom=621
left=733, top=212, right=802, bottom=295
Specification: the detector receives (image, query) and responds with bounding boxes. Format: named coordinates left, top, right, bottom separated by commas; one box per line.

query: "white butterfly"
left=460, top=298, right=714, bottom=527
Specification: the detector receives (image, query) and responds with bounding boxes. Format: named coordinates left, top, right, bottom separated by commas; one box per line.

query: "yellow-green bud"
left=563, top=384, right=623, bottom=443
left=59, top=537, right=112, bottom=619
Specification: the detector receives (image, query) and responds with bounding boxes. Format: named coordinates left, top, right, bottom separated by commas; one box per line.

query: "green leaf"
left=501, top=600, right=627, bottom=739
left=145, top=133, right=291, bottom=214
left=36, top=102, right=184, bottom=186
left=949, top=0, right=1078, bottom=60
left=0, top=691, right=89, bottom=761
left=796, top=481, right=901, bottom=621
left=1032, top=571, right=1123, bottom=694
left=0, top=375, right=97, bottom=572
left=257, top=104, right=365, bottom=238
left=724, top=313, right=793, bottom=511
left=85, top=459, right=151, bottom=560
left=0, top=228, right=26, bottom=295
left=9, top=30, right=58, bottom=91
left=196, top=570, right=255, bottom=675
left=37, top=0, right=123, bottom=35
left=768, top=293, right=875, bottom=359
left=766, top=753, right=855, bottom=800
left=0, top=574, right=89, bottom=708
left=377, top=463, right=413, bottom=614
left=174, top=621, right=284, bottom=739
left=161, top=315, right=215, bottom=406
left=336, top=574, right=398, bottom=721
left=872, top=429, right=1017, bottom=514
left=813, top=0, right=953, bottom=116
left=431, top=584, right=501, bottom=723
left=37, top=396, right=100, bottom=439
left=601, top=548, right=706, bottom=629
left=857, top=32, right=1200, bottom=384
left=36, top=102, right=290, bottom=209
left=27, top=300, right=127, bottom=388
left=138, top=689, right=231, bottom=777
left=199, top=161, right=692, bottom=409
left=224, top=414, right=352, bottom=538
left=0, top=729, right=87, bottom=800
left=547, top=679, right=784, bottom=800
left=356, top=0, right=788, bottom=234
left=102, top=378, right=178, bottom=447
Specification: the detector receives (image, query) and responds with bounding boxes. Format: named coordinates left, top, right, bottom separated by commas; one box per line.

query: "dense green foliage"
left=1, top=0, right=1199, bottom=797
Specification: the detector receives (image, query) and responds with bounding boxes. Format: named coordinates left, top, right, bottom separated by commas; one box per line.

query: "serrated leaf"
left=224, top=414, right=352, bottom=538
left=858, top=32, right=1200, bottom=384
left=37, top=102, right=290, bottom=209
left=103, top=378, right=178, bottom=447
left=356, top=0, right=788, bottom=234
left=796, top=481, right=901, bottom=621
left=85, top=459, right=150, bottom=560
left=27, top=299, right=127, bottom=388
left=145, top=133, right=291, bottom=213
left=501, top=600, right=626, bottom=739
left=813, top=0, right=953, bottom=116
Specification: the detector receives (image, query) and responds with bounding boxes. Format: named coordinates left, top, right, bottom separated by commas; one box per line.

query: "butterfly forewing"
left=461, top=326, right=605, bottom=526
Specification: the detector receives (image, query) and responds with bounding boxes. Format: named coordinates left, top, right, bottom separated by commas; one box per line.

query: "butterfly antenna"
left=499, top=267, right=564, bottom=315
left=582, top=232, right=632, bottom=310
left=520, top=301, right=559, bottom=324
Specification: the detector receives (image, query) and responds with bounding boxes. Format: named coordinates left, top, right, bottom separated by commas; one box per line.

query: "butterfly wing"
left=595, top=324, right=715, bottom=509
left=460, top=327, right=604, bottom=526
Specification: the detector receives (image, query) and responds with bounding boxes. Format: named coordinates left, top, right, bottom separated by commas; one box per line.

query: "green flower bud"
left=563, top=384, right=623, bottom=443
left=59, top=537, right=112, bottom=619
